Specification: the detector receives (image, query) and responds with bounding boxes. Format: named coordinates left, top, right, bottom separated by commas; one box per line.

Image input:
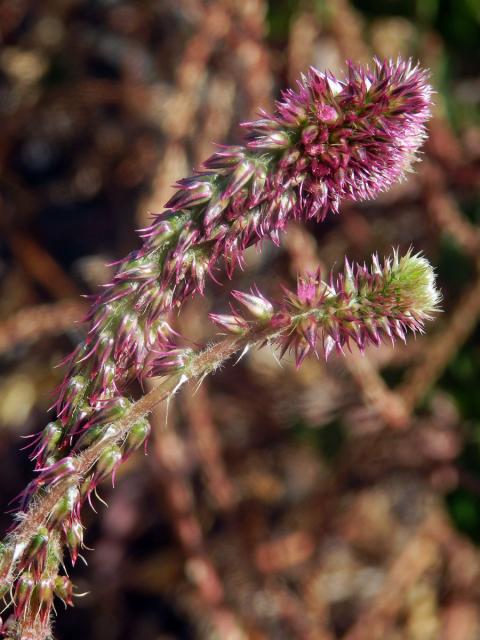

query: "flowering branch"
left=0, top=249, right=439, bottom=638
left=53, top=57, right=432, bottom=453
left=0, top=58, right=434, bottom=639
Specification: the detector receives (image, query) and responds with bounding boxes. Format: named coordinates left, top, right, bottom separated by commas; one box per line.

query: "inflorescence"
left=0, top=58, right=435, bottom=640
left=210, top=249, right=440, bottom=366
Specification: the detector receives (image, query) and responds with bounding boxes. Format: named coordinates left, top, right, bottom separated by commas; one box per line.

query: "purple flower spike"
left=45, top=57, right=431, bottom=461
left=215, top=250, right=440, bottom=368
left=278, top=249, right=440, bottom=364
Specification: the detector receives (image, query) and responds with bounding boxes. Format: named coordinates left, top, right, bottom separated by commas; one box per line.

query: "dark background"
left=1, top=1, right=480, bottom=638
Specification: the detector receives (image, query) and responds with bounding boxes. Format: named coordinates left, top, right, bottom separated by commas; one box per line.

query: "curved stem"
left=5, top=331, right=261, bottom=564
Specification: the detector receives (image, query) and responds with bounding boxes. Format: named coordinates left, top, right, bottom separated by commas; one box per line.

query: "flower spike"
left=212, top=251, right=440, bottom=367
left=0, top=58, right=435, bottom=639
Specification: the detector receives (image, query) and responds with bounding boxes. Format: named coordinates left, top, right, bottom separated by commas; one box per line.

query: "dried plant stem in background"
left=326, top=0, right=370, bottom=64
left=397, top=161, right=480, bottom=410
left=345, top=352, right=409, bottom=428
left=138, top=2, right=232, bottom=220
left=0, top=301, right=85, bottom=355
left=343, top=513, right=441, bottom=640
left=148, top=398, right=243, bottom=636
left=183, top=384, right=236, bottom=511
left=422, top=162, right=480, bottom=259
left=7, top=232, right=81, bottom=300
left=399, top=274, right=480, bottom=411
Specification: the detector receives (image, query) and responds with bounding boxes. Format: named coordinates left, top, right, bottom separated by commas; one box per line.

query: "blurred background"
left=1, top=1, right=480, bottom=638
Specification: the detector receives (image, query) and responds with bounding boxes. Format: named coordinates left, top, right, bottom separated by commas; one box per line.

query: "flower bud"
left=301, top=125, right=319, bottom=145
left=209, top=313, right=247, bottom=335
left=165, top=181, right=213, bottom=211
left=59, top=375, right=86, bottom=412
left=247, top=131, right=290, bottom=150
left=300, top=316, right=319, bottom=351
left=203, top=147, right=244, bottom=170
left=49, top=486, right=80, bottom=529
left=223, top=160, right=256, bottom=198
left=34, top=577, right=54, bottom=625
left=343, top=257, right=356, bottom=295
left=14, top=571, right=35, bottom=618
left=363, top=317, right=381, bottom=346
left=231, top=290, right=274, bottom=321
left=65, top=520, right=84, bottom=566
left=0, top=545, right=13, bottom=580
left=279, top=148, right=301, bottom=168
left=93, top=444, right=122, bottom=485
left=33, top=421, right=63, bottom=466
left=149, top=348, right=193, bottom=376
left=22, top=527, right=49, bottom=577
left=316, top=104, right=338, bottom=123
left=250, top=164, right=268, bottom=201
left=190, top=253, right=209, bottom=292
left=139, top=219, right=173, bottom=243
left=35, top=457, right=77, bottom=488
left=93, top=397, right=132, bottom=425
left=79, top=475, right=94, bottom=503
left=73, top=424, right=114, bottom=451
left=54, top=576, right=73, bottom=606
left=123, top=419, right=151, bottom=459
left=203, top=197, right=229, bottom=229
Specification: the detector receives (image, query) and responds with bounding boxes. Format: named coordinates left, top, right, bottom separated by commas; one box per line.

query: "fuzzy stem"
left=1, top=329, right=270, bottom=601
